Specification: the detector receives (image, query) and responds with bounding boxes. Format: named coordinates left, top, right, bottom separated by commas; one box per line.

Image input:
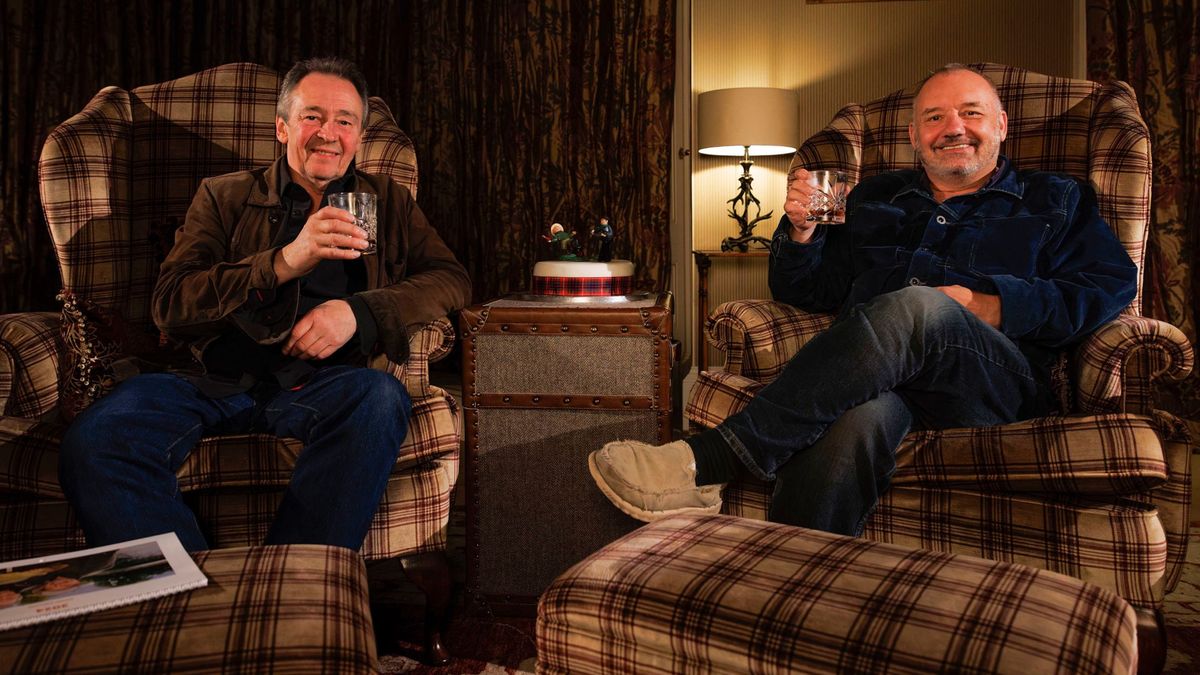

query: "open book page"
left=0, top=532, right=207, bottom=631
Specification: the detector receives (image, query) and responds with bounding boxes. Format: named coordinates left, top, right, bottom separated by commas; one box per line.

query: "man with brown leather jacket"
left=58, top=57, right=471, bottom=552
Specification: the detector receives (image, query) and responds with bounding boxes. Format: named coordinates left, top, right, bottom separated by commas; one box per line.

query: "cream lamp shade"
left=697, top=87, right=799, bottom=157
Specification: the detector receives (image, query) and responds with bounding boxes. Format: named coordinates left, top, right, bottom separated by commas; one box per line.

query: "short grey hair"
left=276, top=56, right=370, bottom=122
left=915, top=63, right=1004, bottom=112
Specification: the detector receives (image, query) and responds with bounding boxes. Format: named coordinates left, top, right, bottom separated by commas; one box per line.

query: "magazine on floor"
left=0, top=532, right=208, bottom=631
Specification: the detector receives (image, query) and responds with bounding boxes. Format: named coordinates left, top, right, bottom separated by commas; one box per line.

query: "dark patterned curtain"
left=1087, top=0, right=1200, bottom=427
left=0, top=0, right=675, bottom=311
left=401, top=2, right=675, bottom=299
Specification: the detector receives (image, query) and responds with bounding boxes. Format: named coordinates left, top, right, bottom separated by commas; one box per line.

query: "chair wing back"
left=39, top=62, right=418, bottom=331
left=790, top=63, right=1151, bottom=316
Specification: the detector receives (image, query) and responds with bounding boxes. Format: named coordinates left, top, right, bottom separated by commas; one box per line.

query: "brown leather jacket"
left=152, top=157, right=470, bottom=372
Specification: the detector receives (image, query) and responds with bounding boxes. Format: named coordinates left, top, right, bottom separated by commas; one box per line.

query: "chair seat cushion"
left=537, top=514, right=1137, bottom=675
left=688, top=370, right=1169, bottom=494
left=722, top=480, right=1169, bottom=607
left=0, top=388, right=458, bottom=499
left=0, top=388, right=460, bottom=561
left=0, top=544, right=378, bottom=674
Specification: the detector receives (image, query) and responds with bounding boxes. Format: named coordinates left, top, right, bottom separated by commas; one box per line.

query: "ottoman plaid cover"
left=537, top=514, right=1137, bottom=675
left=0, top=545, right=377, bottom=674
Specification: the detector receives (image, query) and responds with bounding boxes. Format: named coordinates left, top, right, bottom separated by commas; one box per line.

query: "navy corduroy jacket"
left=769, top=157, right=1138, bottom=373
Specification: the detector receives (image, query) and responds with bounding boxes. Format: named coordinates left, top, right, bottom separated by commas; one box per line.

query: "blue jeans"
left=59, top=366, right=410, bottom=552
left=718, top=286, right=1053, bottom=535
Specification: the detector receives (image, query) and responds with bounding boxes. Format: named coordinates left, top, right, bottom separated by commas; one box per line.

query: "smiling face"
left=275, top=72, right=364, bottom=200
left=908, top=69, right=1008, bottom=191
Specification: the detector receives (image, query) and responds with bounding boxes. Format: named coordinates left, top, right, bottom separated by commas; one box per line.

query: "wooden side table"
left=692, top=249, right=769, bottom=372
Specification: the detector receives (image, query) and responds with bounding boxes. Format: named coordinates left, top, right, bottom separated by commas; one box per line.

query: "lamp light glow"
left=697, top=87, right=799, bottom=251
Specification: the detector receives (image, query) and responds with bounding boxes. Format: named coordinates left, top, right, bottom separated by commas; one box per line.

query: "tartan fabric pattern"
left=0, top=312, right=61, bottom=418
left=0, top=545, right=378, bottom=674
left=684, top=369, right=763, bottom=430
left=688, top=64, right=1193, bottom=612
left=537, top=514, right=1137, bottom=675
left=379, top=318, right=457, bottom=396
left=186, top=457, right=456, bottom=558
left=1074, top=314, right=1194, bottom=415
left=0, top=500, right=87, bottom=562
left=361, top=454, right=458, bottom=557
left=1138, top=410, right=1193, bottom=592
left=704, top=299, right=834, bottom=380
left=694, top=377, right=1174, bottom=497
left=2, top=63, right=459, bottom=564
left=862, top=488, right=1167, bottom=608
left=0, top=416, right=64, bottom=499
left=531, top=275, right=634, bottom=296
left=0, top=389, right=458, bottom=561
left=37, top=84, right=135, bottom=315
left=692, top=367, right=1186, bottom=605
left=887, top=414, right=1169, bottom=494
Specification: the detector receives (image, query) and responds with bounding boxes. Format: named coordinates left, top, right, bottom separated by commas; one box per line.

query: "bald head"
left=913, top=64, right=1003, bottom=116
left=907, top=65, right=1008, bottom=196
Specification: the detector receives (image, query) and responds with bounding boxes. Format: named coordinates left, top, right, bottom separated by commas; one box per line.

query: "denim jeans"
left=718, top=286, right=1053, bottom=535
left=59, top=366, right=410, bottom=552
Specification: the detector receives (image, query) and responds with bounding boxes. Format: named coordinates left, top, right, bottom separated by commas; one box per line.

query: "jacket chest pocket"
left=230, top=209, right=283, bottom=260
left=961, top=216, right=1053, bottom=278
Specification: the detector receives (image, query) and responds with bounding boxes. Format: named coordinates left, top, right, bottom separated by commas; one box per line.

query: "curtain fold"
left=402, top=1, right=675, bottom=299
left=1087, top=0, right=1200, bottom=423
left=0, top=0, right=675, bottom=311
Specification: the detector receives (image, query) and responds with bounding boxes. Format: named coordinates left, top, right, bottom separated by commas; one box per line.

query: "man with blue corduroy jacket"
left=589, top=64, right=1137, bottom=534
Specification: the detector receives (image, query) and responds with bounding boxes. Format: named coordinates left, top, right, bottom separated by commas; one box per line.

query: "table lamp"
left=698, top=87, right=799, bottom=251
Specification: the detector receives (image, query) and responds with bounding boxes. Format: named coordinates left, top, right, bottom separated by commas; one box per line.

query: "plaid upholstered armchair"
left=0, top=63, right=460, bottom=663
left=686, top=63, right=1193, bottom=670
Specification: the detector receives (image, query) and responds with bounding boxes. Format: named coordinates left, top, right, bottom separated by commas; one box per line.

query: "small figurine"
left=590, top=217, right=614, bottom=262
left=543, top=223, right=581, bottom=261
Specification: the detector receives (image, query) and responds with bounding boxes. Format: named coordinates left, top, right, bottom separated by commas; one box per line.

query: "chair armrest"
left=0, top=312, right=64, bottom=418
left=705, top=300, right=834, bottom=381
left=891, top=413, right=1169, bottom=495
left=376, top=317, right=456, bottom=396
left=1074, top=315, right=1193, bottom=415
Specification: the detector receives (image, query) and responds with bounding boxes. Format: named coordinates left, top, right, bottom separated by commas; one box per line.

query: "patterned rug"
left=375, top=613, right=535, bottom=674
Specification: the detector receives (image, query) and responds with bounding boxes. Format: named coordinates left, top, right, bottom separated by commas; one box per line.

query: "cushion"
left=538, top=514, right=1137, bottom=675
left=0, top=545, right=378, bottom=674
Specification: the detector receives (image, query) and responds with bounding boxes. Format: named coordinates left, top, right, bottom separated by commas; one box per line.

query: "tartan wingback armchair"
left=685, top=63, right=1193, bottom=668
left=0, top=63, right=459, bottom=662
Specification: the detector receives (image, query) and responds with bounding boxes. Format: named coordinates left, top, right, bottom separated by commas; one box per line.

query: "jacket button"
left=936, top=215, right=947, bottom=224
left=909, top=277, right=922, bottom=286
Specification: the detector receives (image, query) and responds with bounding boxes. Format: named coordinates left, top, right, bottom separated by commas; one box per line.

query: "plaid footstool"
left=537, top=514, right=1138, bottom=674
left=0, top=545, right=377, bottom=674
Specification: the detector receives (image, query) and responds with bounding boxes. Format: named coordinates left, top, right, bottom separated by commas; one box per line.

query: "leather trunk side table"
left=460, top=292, right=673, bottom=614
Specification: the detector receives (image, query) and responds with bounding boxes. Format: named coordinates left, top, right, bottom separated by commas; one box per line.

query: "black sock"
left=685, top=429, right=740, bottom=486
